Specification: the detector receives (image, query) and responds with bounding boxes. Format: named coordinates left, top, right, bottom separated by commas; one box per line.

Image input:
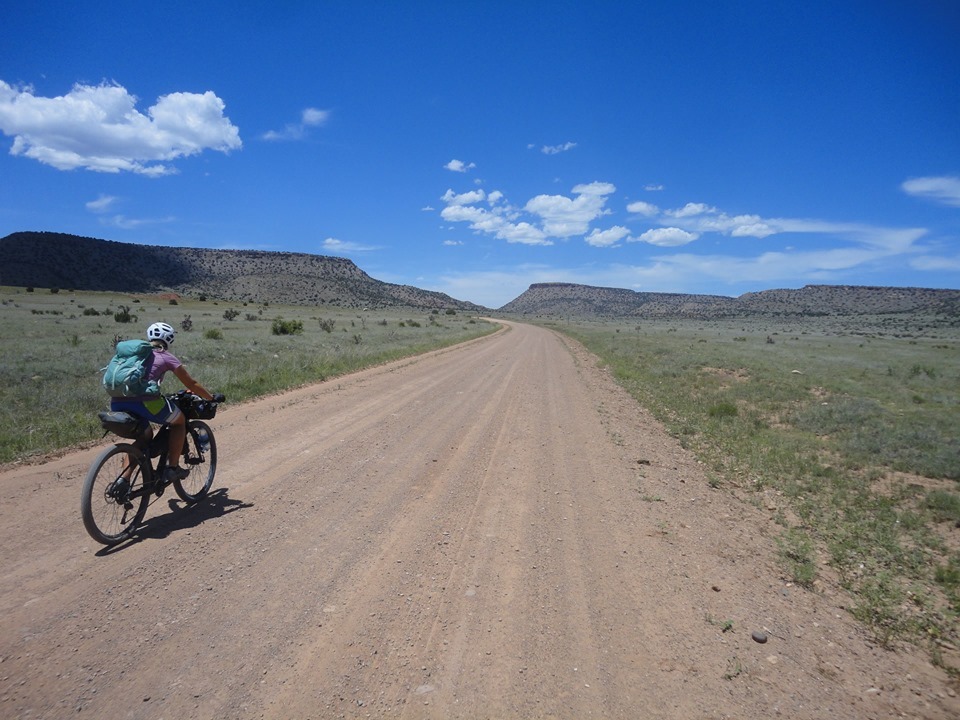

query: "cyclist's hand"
left=212, top=393, right=226, bottom=403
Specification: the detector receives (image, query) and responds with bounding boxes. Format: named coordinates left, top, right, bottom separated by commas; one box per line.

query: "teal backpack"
left=102, top=340, right=160, bottom=397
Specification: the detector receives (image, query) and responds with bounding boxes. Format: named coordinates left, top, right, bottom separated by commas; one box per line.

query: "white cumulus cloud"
left=665, top=202, right=718, bottom=218
left=696, top=214, right=776, bottom=238
left=635, top=227, right=700, bottom=247
left=585, top=226, right=631, bottom=247
left=263, top=107, right=330, bottom=141
left=442, top=188, right=485, bottom=206
left=444, top=159, right=476, bottom=172
left=301, top=108, right=329, bottom=126
left=626, top=200, right=659, bottom=217
left=901, top=175, right=960, bottom=207
left=0, top=80, right=241, bottom=175
left=658, top=203, right=778, bottom=238
left=440, top=181, right=620, bottom=246
left=524, top=182, right=616, bottom=237
left=440, top=204, right=550, bottom=246
left=541, top=141, right=577, bottom=155
left=730, top=221, right=776, bottom=238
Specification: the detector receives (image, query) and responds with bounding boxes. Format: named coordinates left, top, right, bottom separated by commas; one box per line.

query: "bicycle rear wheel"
left=81, top=444, right=150, bottom=545
left=174, top=420, right=216, bottom=503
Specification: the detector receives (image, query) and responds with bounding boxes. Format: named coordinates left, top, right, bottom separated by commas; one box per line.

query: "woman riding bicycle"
left=110, top=322, right=222, bottom=485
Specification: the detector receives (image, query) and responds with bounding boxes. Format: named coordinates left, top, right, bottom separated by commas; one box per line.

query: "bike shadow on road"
left=95, top=487, right=254, bottom=556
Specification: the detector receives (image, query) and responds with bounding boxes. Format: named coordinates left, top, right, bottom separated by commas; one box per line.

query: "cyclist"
left=110, top=322, right=222, bottom=485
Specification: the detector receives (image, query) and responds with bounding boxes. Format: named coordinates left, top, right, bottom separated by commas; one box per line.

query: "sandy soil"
left=1, top=320, right=957, bottom=719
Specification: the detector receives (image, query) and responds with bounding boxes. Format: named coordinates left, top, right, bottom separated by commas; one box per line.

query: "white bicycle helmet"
left=146, top=322, right=176, bottom=347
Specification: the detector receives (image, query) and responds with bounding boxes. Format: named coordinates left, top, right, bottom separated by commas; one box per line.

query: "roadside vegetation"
left=554, top=315, right=959, bottom=671
left=0, top=286, right=494, bottom=465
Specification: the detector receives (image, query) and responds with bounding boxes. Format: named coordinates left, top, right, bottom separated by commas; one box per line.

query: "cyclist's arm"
left=172, top=365, right=215, bottom=401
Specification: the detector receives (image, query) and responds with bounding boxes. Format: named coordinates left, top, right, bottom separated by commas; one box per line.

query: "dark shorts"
left=110, top=396, right=182, bottom=425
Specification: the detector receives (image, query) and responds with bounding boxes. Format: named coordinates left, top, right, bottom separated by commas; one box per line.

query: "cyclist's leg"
left=113, top=396, right=185, bottom=484
left=108, top=399, right=153, bottom=480
left=166, top=411, right=187, bottom=471
left=127, top=395, right=186, bottom=478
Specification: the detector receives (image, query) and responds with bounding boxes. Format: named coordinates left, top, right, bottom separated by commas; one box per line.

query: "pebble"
left=752, top=631, right=768, bottom=644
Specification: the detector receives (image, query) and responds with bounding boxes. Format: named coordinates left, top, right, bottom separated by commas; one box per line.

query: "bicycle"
left=80, top=390, right=223, bottom=546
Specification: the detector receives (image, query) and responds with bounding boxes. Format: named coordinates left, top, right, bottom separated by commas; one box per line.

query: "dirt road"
left=1, top=321, right=956, bottom=719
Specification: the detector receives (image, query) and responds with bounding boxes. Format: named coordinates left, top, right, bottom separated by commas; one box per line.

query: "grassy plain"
left=0, top=286, right=495, bottom=465
left=551, top=314, right=960, bottom=667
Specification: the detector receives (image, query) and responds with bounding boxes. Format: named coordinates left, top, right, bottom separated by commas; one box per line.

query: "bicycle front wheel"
left=174, top=420, right=216, bottom=503
left=81, top=444, right=150, bottom=545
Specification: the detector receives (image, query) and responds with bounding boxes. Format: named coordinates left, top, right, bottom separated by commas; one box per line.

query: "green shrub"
left=272, top=317, right=304, bottom=335
left=204, top=328, right=223, bottom=340
left=708, top=402, right=738, bottom=418
left=114, top=305, right=136, bottom=323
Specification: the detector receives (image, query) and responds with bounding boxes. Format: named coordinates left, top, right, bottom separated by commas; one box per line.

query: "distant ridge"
left=0, top=232, right=486, bottom=311
left=500, top=282, right=960, bottom=320
left=3, top=233, right=958, bottom=319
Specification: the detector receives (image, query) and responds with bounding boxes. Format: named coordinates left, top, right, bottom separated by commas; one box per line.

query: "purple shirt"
left=148, top=347, right=182, bottom=386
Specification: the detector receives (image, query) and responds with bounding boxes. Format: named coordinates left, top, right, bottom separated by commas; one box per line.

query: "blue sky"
left=1, top=1, right=958, bottom=308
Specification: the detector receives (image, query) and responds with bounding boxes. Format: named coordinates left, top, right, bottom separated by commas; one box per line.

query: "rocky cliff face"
left=499, top=283, right=738, bottom=317
left=0, top=232, right=485, bottom=311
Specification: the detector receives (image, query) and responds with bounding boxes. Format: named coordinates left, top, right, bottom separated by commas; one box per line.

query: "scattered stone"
left=712, top=585, right=721, bottom=592
left=752, top=631, right=768, bottom=644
